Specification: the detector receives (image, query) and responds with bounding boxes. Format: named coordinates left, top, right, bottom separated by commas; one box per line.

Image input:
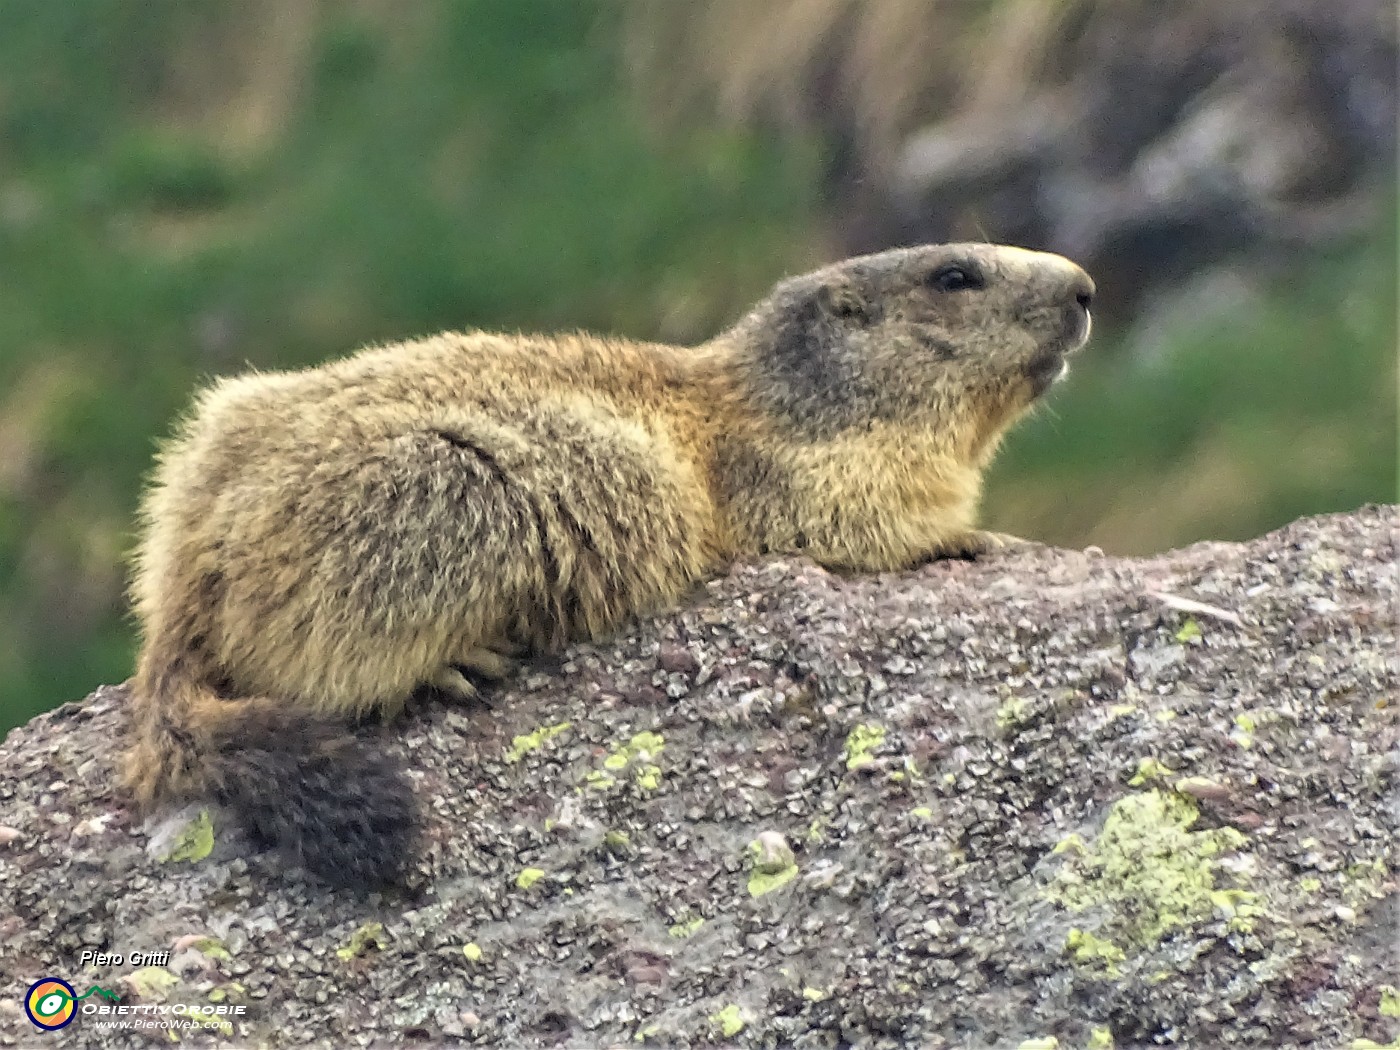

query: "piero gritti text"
left=78, top=949, right=171, bottom=967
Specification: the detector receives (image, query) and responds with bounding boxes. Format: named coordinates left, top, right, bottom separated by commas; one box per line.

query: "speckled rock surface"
left=2, top=506, right=1397, bottom=1050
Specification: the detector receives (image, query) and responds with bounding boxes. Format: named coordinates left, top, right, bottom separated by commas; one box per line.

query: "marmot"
left=123, top=243, right=1094, bottom=887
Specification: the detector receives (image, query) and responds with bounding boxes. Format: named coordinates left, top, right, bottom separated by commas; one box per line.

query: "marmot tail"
left=122, top=633, right=418, bottom=889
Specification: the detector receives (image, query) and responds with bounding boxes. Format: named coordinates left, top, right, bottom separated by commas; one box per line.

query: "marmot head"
left=725, top=243, right=1095, bottom=458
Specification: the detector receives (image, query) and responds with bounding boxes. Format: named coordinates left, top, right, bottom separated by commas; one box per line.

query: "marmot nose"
left=1071, top=271, right=1096, bottom=310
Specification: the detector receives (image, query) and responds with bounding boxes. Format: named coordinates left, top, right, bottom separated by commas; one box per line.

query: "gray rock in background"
left=886, top=0, right=1397, bottom=324
left=634, top=0, right=1397, bottom=326
left=1, top=506, right=1396, bottom=1049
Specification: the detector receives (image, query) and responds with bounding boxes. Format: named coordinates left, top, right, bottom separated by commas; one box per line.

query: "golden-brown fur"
left=124, top=243, right=1093, bottom=886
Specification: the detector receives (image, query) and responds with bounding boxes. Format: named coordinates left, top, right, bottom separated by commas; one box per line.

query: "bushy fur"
left=124, top=243, right=1093, bottom=887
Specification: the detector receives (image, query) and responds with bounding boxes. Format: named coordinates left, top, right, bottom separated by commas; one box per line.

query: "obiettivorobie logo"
left=22, top=971, right=250, bottom=1035
left=25, top=978, right=120, bottom=1031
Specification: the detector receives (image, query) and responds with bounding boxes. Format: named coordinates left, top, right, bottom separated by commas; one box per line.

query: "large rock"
left=1, top=506, right=1396, bottom=1049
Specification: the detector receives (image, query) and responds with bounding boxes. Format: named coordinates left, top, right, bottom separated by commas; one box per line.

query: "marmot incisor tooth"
left=123, top=243, right=1095, bottom=887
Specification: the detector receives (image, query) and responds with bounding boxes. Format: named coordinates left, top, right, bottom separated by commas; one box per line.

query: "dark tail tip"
left=204, top=708, right=420, bottom=890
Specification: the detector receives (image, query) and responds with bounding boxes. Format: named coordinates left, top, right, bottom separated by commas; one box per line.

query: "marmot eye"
left=928, top=264, right=984, bottom=292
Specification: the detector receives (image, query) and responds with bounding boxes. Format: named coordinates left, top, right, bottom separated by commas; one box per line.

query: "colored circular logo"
left=25, top=978, right=78, bottom=1030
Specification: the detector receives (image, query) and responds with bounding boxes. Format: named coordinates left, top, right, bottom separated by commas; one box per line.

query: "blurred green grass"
left=0, top=1, right=1395, bottom=733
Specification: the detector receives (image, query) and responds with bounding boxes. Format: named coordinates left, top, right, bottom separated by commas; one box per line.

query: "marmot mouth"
left=1026, top=349, right=1069, bottom=396
left=1027, top=306, right=1091, bottom=396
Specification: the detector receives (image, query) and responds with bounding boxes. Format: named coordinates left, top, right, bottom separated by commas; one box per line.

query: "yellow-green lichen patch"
left=1016, top=1038, right=1059, bottom=1050
left=911, top=806, right=934, bottom=820
left=122, top=966, right=180, bottom=1001
left=1379, top=985, right=1400, bottom=1018
left=844, top=723, right=886, bottom=770
left=710, top=1004, right=745, bottom=1037
left=160, top=809, right=214, bottom=864
left=747, top=832, right=799, bottom=897
left=1230, top=712, right=1257, bottom=749
left=996, top=695, right=1031, bottom=730
left=596, top=730, right=665, bottom=791
left=515, top=867, right=546, bottom=890
left=504, top=722, right=572, bottom=764
left=1174, top=617, right=1202, bottom=644
left=1065, top=928, right=1126, bottom=975
left=206, top=983, right=245, bottom=1004
left=336, top=922, right=386, bottom=961
left=463, top=943, right=483, bottom=962
left=629, top=730, right=665, bottom=755
left=749, top=865, right=798, bottom=897
left=1088, top=1027, right=1116, bottom=1049
left=1128, top=757, right=1174, bottom=786
left=1046, top=789, right=1254, bottom=949
left=186, top=936, right=232, bottom=963
left=668, top=915, right=705, bottom=938
left=1350, top=1039, right=1400, bottom=1050
left=1052, top=833, right=1088, bottom=856
left=801, top=987, right=827, bottom=1002
left=1342, top=858, right=1388, bottom=913
left=1210, top=888, right=1263, bottom=933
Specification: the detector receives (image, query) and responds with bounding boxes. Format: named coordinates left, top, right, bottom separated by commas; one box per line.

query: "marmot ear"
left=816, top=281, right=872, bottom=324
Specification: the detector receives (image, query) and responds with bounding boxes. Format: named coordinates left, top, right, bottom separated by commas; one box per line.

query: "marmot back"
left=123, top=243, right=1094, bottom=887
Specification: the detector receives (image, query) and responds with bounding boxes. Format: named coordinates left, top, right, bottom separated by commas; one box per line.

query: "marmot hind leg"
left=452, top=645, right=519, bottom=681
left=429, top=667, right=483, bottom=704
left=428, top=645, right=521, bottom=707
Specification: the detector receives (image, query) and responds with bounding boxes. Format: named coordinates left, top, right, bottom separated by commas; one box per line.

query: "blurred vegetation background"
left=0, top=0, right=1395, bottom=733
